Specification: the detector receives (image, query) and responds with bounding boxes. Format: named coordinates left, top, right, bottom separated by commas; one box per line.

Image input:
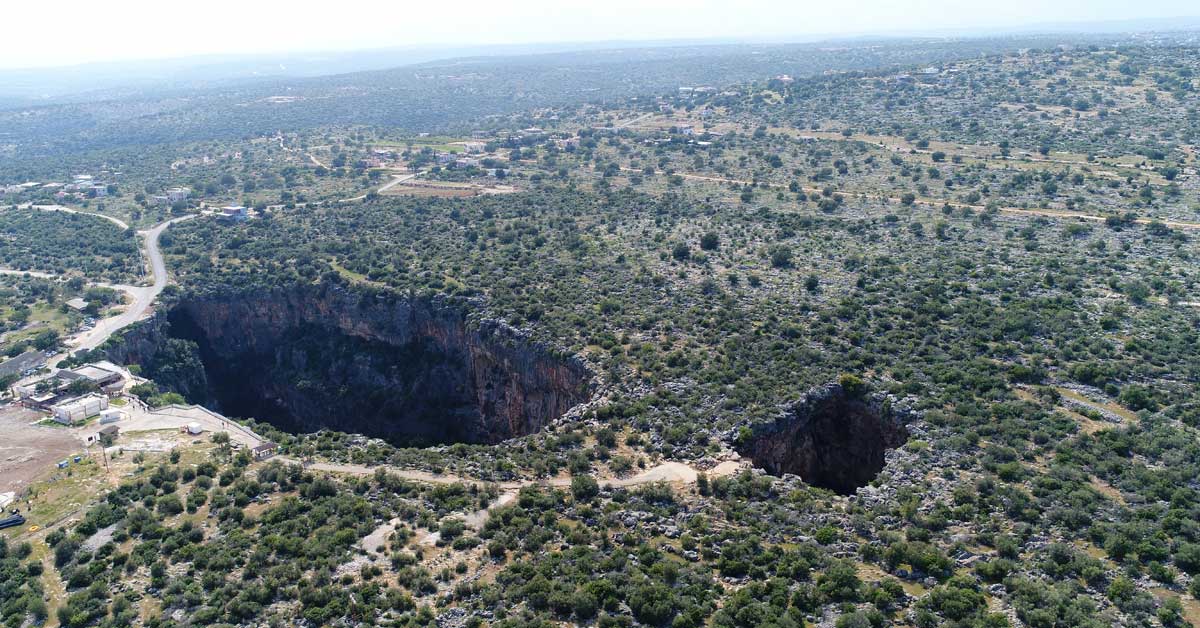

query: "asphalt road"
left=3, top=210, right=197, bottom=373
left=68, top=214, right=195, bottom=354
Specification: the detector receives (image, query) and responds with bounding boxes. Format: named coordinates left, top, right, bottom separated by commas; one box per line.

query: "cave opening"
left=738, top=385, right=909, bottom=495
left=118, top=287, right=592, bottom=447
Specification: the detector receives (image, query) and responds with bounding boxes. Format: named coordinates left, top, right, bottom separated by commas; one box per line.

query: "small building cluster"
left=14, top=362, right=128, bottom=415
left=51, top=393, right=108, bottom=425
left=2, top=172, right=120, bottom=202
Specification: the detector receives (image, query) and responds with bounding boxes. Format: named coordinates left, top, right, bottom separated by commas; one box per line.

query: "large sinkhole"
left=737, top=384, right=910, bottom=495
left=113, top=285, right=592, bottom=446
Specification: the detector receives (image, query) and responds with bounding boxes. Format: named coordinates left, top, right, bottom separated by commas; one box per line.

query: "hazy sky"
left=4, top=0, right=1198, bottom=69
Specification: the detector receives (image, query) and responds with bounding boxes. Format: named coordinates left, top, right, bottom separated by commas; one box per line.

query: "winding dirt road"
left=282, top=456, right=743, bottom=491
left=286, top=455, right=746, bottom=536
left=24, top=204, right=130, bottom=230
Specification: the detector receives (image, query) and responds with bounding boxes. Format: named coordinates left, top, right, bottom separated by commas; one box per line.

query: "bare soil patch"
left=0, top=406, right=81, bottom=496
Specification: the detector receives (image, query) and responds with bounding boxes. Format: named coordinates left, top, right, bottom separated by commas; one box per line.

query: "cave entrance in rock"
left=739, top=387, right=909, bottom=495
left=142, top=289, right=591, bottom=448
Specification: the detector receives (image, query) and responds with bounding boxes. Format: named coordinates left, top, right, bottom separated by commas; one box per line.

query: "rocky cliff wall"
left=109, top=283, right=593, bottom=445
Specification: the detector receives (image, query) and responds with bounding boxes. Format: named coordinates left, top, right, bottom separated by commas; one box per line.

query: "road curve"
left=49, top=214, right=195, bottom=361
left=70, top=215, right=195, bottom=353
left=25, top=204, right=129, bottom=230
left=339, top=171, right=423, bottom=202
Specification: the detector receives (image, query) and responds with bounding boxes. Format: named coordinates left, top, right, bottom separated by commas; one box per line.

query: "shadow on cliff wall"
left=108, top=283, right=593, bottom=447
left=736, top=382, right=913, bottom=495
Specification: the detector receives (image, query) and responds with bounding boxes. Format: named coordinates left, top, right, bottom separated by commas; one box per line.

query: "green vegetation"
left=6, top=32, right=1200, bottom=628
left=0, top=210, right=137, bottom=281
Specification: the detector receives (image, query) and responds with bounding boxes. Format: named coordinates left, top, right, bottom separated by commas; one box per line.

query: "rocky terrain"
left=6, top=33, right=1200, bottom=628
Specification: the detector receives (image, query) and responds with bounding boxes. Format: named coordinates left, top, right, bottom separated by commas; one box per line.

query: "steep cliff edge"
left=108, top=284, right=593, bottom=446
left=737, top=383, right=914, bottom=495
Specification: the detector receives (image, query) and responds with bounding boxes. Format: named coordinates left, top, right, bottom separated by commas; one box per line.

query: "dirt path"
left=615, top=112, right=656, bottom=129
left=281, top=456, right=743, bottom=491
left=282, top=454, right=746, bottom=532
left=339, top=171, right=424, bottom=202
left=628, top=168, right=1200, bottom=230
left=0, top=269, right=57, bottom=279
left=24, top=204, right=129, bottom=230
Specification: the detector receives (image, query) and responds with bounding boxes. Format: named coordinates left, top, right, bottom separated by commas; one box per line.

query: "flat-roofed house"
left=51, top=394, right=109, bottom=425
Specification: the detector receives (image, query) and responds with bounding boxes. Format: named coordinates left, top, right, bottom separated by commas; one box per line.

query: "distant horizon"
left=3, top=1, right=1199, bottom=72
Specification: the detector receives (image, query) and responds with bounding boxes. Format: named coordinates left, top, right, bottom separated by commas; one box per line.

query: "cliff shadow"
left=737, top=383, right=911, bottom=495
left=111, top=284, right=593, bottom=447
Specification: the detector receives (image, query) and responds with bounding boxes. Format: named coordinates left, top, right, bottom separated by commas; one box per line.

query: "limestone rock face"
left=738, top=383, right=913, bottom=495
left=110, top=283, right=593, bottom=445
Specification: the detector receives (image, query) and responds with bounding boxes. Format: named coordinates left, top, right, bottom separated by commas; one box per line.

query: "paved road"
left=3, top=212, right=196, bottom=382
left=67, top=215, right=195, bottom=355
left=2, top=213, right=197, bottom=379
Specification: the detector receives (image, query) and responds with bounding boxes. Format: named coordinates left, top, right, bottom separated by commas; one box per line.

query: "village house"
left=96, top=424, right=119, bottom=444
left=252, top=442, right=278, bottom=460
left=217, top=205, right=250, bottom=222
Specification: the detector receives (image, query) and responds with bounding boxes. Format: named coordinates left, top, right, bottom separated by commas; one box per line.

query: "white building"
left=217, top=205, right=249, bottom=222
left=51, top=394, right=109, bottom=425
left=166, top=187, right=191, bottom=203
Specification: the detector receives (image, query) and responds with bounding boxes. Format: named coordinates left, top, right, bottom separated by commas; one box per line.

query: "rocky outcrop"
left=737, top=383, right=914, bottom=495
left=109, top=283, right=593, bottom=445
